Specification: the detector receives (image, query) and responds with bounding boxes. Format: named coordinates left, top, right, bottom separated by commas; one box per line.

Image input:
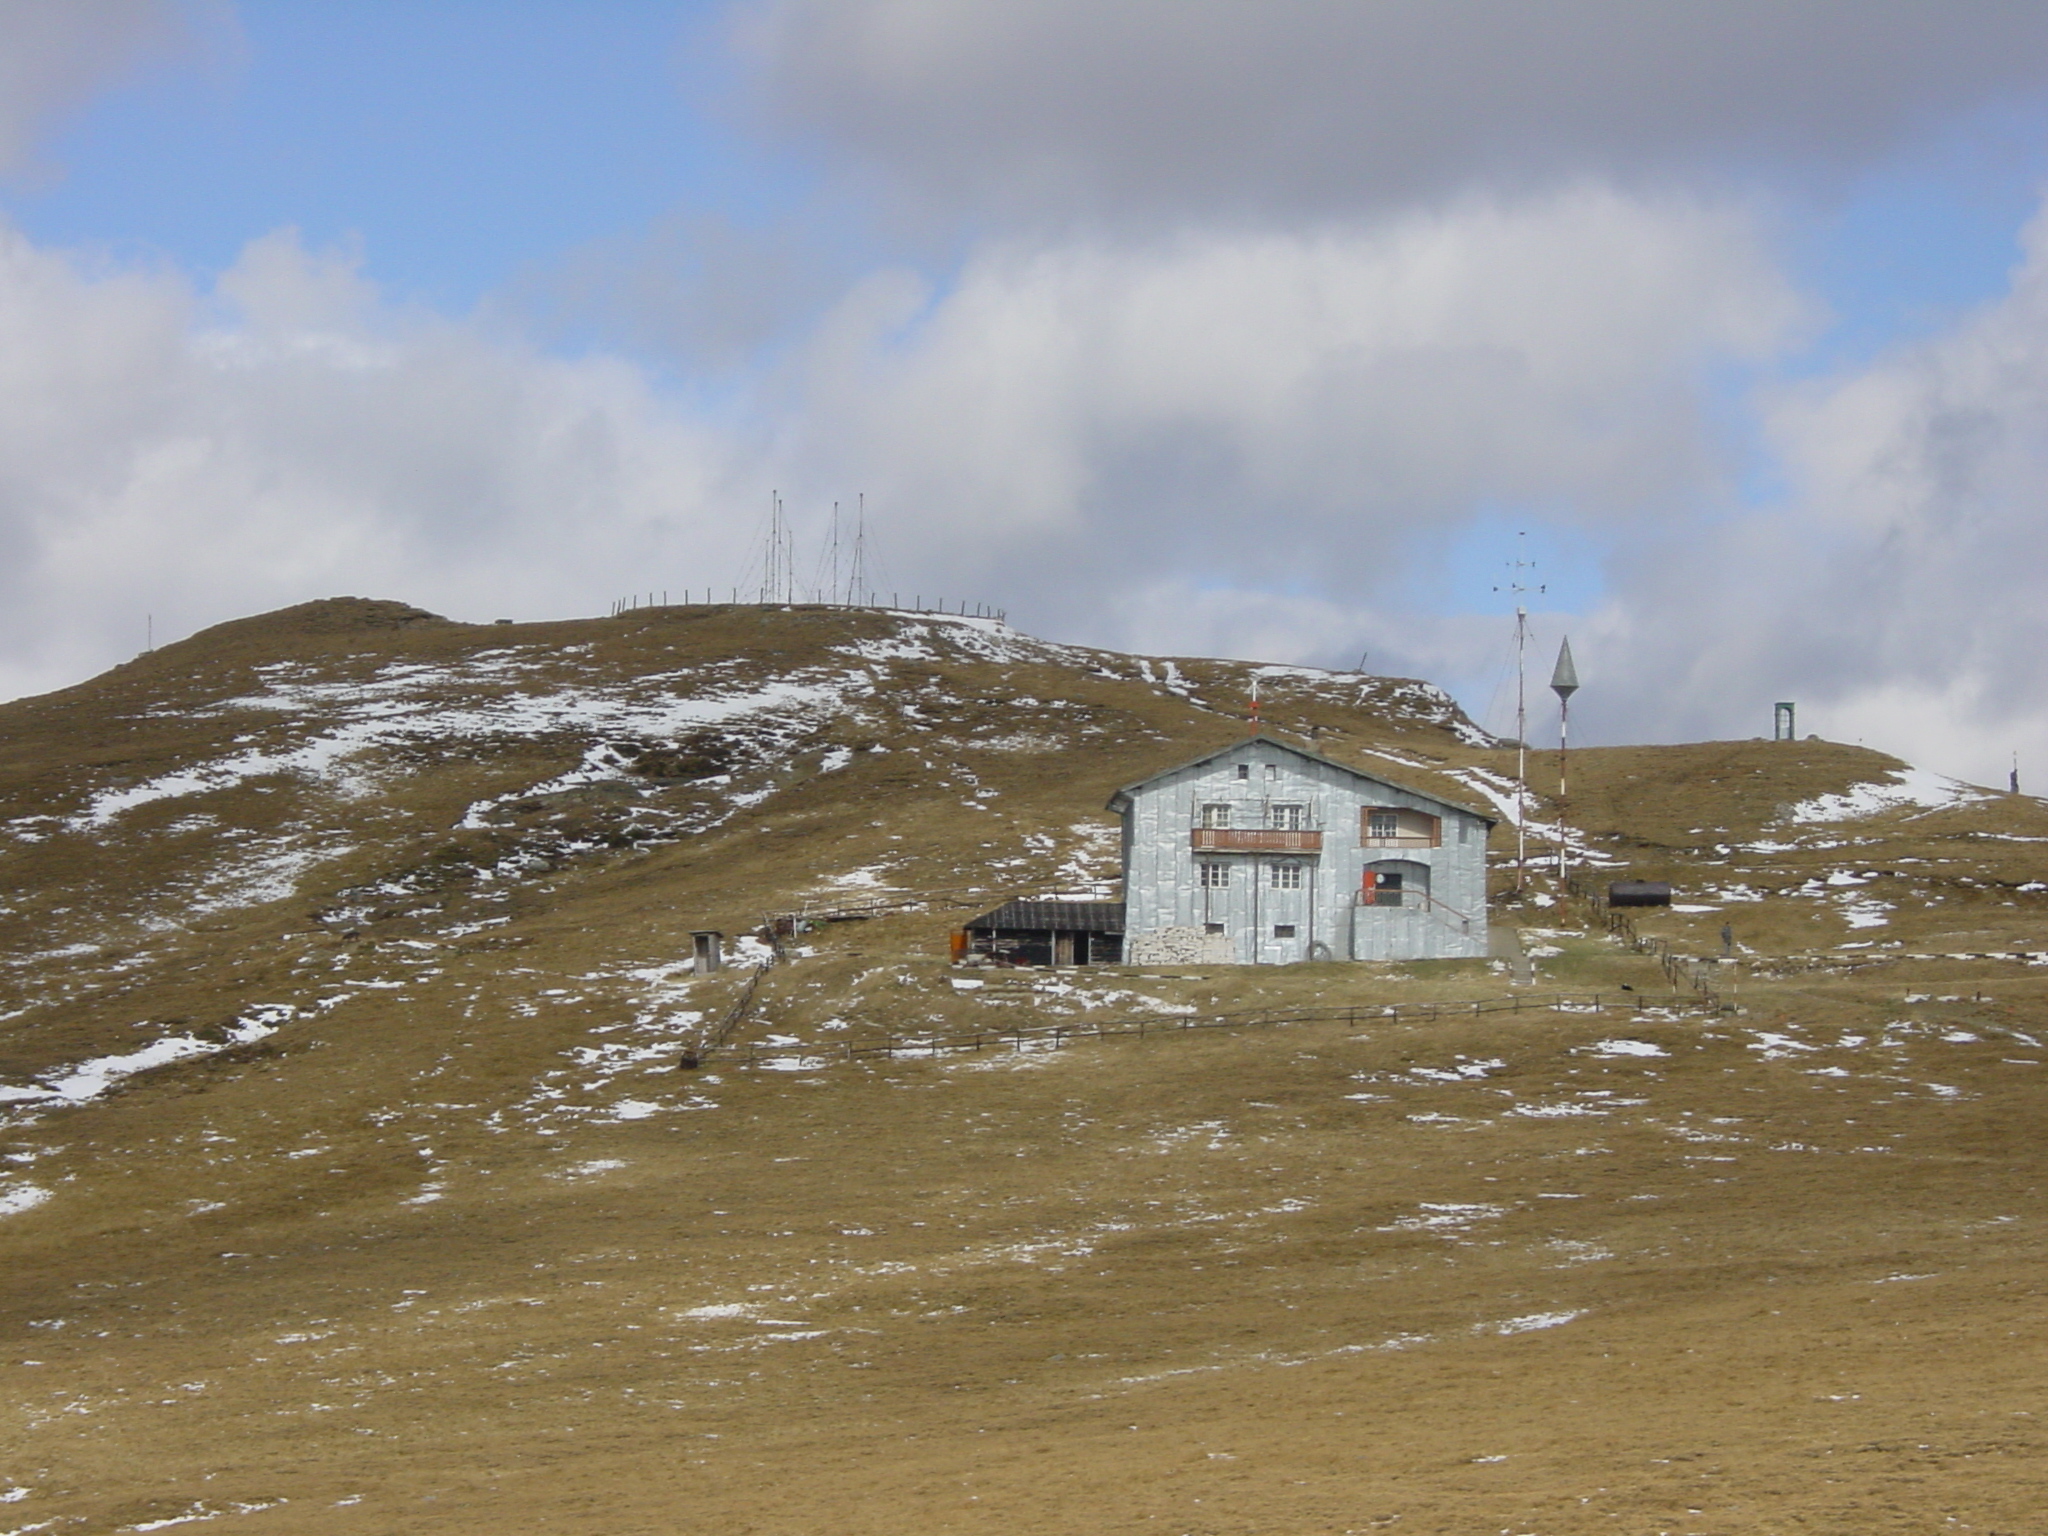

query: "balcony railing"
left=1190, top=828, right=1324, bottom=852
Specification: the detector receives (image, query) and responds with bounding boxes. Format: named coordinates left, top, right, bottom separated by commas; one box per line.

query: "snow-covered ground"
left=1788, top=767, right=1988, bottom=824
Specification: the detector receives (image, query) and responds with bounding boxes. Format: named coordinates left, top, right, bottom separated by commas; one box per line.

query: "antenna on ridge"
left=1491, top=531, right=1546, bottom=893
left=828, top=500, right=841, bottom=604
left=850, top=493, right=866, bottom=606
left=759, top=490, right=779, bottom=604
left=758, top=491, right=799, bottom=604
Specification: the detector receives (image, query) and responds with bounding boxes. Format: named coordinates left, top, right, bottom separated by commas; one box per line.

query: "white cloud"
left=774, top=187, right=1805, bottom=635
left=0, top=186, right=1798, bottom=711
left=0, top=222, right=748, bottom=698
left=763, top=180, right=2048, bottom=787
left=1569, top=202, right=2048, bottom=782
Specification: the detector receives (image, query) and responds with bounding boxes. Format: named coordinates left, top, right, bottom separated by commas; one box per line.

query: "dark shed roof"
left=965, top=900, right=1126, bottom=934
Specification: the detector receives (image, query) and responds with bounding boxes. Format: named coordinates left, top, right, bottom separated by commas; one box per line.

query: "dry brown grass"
left=0, top=600, right=2044, bottom=1534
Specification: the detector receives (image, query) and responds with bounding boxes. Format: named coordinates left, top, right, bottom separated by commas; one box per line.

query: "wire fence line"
left=1747, top=947, right=2048, bottom=975
left=606, top=593, right=1008, bottom=623
left=1562, top=873, right=1727, bottom=1011
left=762, top=886, right=1010, bottom=944
left=695, top=964, right=771, bottom=1060
left=721, top=989, right=1719, bottom=1069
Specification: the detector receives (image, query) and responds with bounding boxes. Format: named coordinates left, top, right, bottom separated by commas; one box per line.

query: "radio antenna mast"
left=759, top=490, right=792, bottom=604
left=850, top=493, right=869, bottom=606
left=779, top=493, right=791, bottom=603
left=1493, top=533, right=1545, bottom=891
left=828, top=500, right=841, bottom=604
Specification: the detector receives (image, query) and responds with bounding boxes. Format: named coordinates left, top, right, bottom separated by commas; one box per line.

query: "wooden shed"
left=962, top=900, right=1126, bottom=967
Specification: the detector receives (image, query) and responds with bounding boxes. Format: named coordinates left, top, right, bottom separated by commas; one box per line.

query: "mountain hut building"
left=1108, top=737, right=1494, bottom=965
left=960, top=736, right=1494, bottom=968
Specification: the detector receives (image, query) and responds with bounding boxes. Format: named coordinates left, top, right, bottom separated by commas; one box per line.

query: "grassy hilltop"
left=1, top=598, right=2045, bottom=1534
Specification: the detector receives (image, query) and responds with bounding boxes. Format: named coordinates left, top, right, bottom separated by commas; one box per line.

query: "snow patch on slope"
left=0, top=1004, right=295, bottom=1124
left=1787, top=768, right=1987, bottom=824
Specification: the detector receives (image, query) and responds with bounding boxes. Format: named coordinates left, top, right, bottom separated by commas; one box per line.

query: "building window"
left=1204, top=922, right=1226, bottom=935
left=1201, top=802, right=1233, bottom=829
left=1271, top=861, right=1303, bottom=889
left=1270, top=802, right=1306, bottom=830
left=1199, top=860, right=1230, bottom=888
left=1236, top=763, right=1249, bottom=780
left=1273, top=924, right=1296, bottom=939
left=1362, top=806, right=1443, bottom=847
left=1264, top=763, right=1280, bottom=780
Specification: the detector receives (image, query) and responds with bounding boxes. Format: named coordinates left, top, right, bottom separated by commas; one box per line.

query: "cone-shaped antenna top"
left=1549, top=637, right=1579, bottom=699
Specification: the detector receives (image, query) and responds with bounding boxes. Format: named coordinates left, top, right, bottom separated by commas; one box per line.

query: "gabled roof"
left=1105, top=733, right=1497, bottom=824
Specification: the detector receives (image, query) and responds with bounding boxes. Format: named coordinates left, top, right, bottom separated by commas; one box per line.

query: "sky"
left=5, top=1, right=2048, bottom=785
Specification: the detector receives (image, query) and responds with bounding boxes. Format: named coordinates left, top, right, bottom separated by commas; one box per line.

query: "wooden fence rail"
left=697, top=963, right=770, bottom=1057
left=1563, top=872, right=1725, bottom=1011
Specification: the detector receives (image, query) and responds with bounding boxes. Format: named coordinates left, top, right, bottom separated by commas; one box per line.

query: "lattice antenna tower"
left=827, top=501, right=842, bottom=604
left=1492, top=533, right=1545, bottom=890
left=848, top=493, right=869, bottom=605
left=780, top=493, right=794, bottom=603
left=758, top=490, right=779, bottom=604
left=763, top=491, right=796, bottom=604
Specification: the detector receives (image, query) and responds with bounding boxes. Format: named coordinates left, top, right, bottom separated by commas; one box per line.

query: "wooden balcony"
left=1190, top=828, right=1324, bottom=853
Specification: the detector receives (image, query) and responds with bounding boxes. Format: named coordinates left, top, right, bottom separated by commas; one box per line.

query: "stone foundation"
left=1124, top=926, right=1237, bottom=966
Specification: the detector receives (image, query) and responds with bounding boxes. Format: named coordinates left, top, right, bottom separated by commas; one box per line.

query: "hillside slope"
left=2, top=600, right=2046, bottom=1535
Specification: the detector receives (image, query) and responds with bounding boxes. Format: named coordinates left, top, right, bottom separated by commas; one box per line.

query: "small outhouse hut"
left=1108, top=737, right=1494, bottom=965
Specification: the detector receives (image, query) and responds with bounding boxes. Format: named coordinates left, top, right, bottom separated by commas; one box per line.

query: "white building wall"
left=1117, top=739, right=1488, bottom=964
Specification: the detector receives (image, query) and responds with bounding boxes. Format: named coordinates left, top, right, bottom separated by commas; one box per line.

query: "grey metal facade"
left=1107, top=737, right=1493, bottom=964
